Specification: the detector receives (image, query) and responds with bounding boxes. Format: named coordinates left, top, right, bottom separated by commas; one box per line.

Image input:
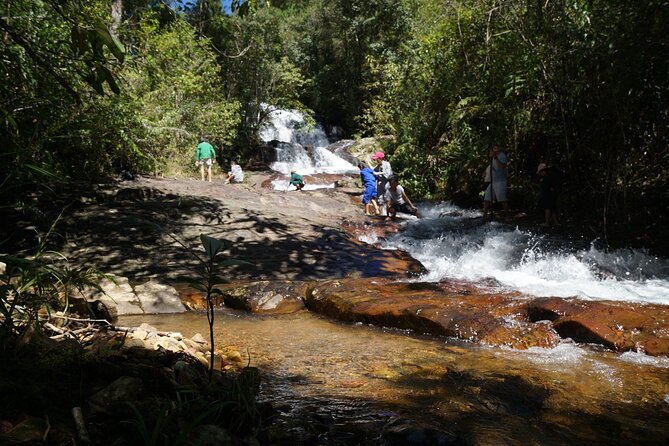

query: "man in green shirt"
left=289, top=170, right=305, bottom=191
left=195, top=137, right=216, bottom=182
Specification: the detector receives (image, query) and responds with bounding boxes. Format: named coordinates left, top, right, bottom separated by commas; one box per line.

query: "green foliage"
left=120, top=15, right=240, bottom=174
left=0, top=1, right=240, bottom=187
left=325, top=0, right=668, bottom=242
left=0, top=213, right=104, bottom=349
left=212, top=7, right=310, bottom=154
left=119, top=370, right=262, bottom=445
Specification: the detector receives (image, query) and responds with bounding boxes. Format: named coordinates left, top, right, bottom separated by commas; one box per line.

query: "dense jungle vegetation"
left=1, top=0, right=668, bottom=250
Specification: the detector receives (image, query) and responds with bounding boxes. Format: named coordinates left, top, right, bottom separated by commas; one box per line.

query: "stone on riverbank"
left=78, top=275, right=186, bottom=320
left=306, top=278, right=669, bottom=356
left=306, top=278, right=560, bottom=350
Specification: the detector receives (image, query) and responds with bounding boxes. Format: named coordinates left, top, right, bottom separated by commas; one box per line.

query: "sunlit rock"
left=527, top=297, right=669, bottom=356
left=221, top=280, right=308, bottom=314
left=306, top=278, right=559, bottom=350
left=80, top=274, right=139, bottom=318
left=134, top=281, right=186, bottom=314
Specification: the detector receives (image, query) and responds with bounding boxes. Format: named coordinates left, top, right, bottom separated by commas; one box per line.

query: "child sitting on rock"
left=226, top=159, right=244, bottom=183
left=385, top=176, right=419, bottom=218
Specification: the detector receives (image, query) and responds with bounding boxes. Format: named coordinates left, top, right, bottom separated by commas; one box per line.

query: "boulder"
left=526, top=297, right=669, bottom=356
left=306, top=279, right=559, bottom=350
left=306, top=278, right=669, bottom=355
left=79, top=275, right=140, bottom=318
left=134, top=281, right=186, bottom=314
left=220, top=280, right=308, bottom=313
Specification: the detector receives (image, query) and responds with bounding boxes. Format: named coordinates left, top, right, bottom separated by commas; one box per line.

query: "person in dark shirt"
left=537, top=163, right=561, bottom=227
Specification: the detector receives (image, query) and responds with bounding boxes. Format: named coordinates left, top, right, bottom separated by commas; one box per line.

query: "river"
left=120, top=307, right=669, bottom=445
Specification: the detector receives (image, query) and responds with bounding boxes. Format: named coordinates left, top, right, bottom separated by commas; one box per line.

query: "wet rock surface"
left=305, top=278, right=669, bottom=355
left=306, top=278, right=560, bottom=349
left=526, top=297, right=669, bottom=356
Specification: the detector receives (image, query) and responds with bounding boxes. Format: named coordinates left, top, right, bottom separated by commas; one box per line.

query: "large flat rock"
left=306, top=278, right=560, bottom=349
left=305, top=278, right=669, bottom=355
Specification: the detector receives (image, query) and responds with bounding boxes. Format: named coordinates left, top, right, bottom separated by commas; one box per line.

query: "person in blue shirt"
left=359, top=163, right=380, bottom=215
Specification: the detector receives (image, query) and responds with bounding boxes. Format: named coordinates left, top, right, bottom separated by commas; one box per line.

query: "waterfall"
left=260, top=107, right=358, bottom=175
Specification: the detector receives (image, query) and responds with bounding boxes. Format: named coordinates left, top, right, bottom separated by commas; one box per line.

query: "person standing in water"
left=372, top=151, right=393, bottom=216
left=195, top=136, right=216, bottom=182
left=483, top=143, right=509, bottom=222
left=537, top=163, right=561, bottom=227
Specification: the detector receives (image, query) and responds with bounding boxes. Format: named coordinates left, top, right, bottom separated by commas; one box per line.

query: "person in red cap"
left=372, top=151, right=393, bottom=215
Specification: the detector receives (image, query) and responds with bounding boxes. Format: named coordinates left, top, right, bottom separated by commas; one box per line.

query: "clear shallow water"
left=378, top=202, right=669, bottom=305
left=121, top=310, right=669, bottom=445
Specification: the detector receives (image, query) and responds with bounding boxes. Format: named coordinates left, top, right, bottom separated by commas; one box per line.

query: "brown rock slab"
left=220, top=280, right=308, bottom=313
left=306, top=278, right=560, bottom=350
left=526, top=297, right=669, bottom=356
left=306, top=279, right=669, bottom=355
left=177, top=281, right=308, bottom=313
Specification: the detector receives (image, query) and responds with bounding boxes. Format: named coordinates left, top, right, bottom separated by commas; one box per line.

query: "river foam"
left=382, top=202, right=669, bottom=305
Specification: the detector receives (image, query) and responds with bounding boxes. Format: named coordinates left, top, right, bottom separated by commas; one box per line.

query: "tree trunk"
left=111, top=0, right=122, bottom=33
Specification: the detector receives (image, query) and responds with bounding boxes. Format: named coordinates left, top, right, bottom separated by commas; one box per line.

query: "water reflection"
left=120, top=309, right=669, bottom=445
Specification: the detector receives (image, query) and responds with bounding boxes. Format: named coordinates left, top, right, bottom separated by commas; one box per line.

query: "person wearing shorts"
left=359, top=163, right=380, bottom=215
left=195, top=137, right=216, bottom=182
left=372, top=151, right=393, bottom=215
left=385, top=176, right=419, bottom=218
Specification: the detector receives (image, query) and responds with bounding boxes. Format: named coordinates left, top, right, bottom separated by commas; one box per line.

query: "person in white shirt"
left=384, top=176, right=420, bottom=218
left=483, top=143, right=509, bottom=221
left=226, top=159, right=244, bottom=183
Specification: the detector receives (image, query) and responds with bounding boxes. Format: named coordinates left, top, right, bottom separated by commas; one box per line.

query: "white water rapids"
left=379, top=201, right=669, bottom=305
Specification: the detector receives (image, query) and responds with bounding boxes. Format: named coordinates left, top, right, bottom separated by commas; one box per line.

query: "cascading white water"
left=378, top=202, right=669, bottom=304
left=260, top=107, right=358, bottom=176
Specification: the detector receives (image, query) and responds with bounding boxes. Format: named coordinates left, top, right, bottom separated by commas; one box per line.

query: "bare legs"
left=200, top=164, right=212, bottom=182
left=483, top=200, right=509, bottom=222
left=365, top=199, right=380, bottom=215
